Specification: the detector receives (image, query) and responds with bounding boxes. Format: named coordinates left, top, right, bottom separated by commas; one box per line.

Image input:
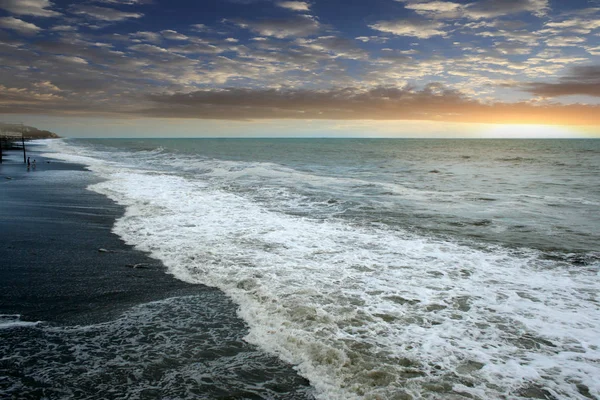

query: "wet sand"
left=0, top=143, right=314, bottom=399
left=0, top=146, right=200, bottom=325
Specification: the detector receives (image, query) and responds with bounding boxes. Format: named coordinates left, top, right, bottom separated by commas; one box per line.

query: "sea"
left=4, top=138, right=600, bottom=399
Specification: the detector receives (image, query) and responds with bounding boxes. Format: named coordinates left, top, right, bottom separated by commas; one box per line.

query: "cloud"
left=276, top=1, right=310, bottom=12
left=33, top=81, right=61, bottom=91
left=370, top=19, right=446, bottom=38
left=378, top=49, right=413, bottom=63
left=296, top=36, right=368, bottom=60
left=0, top=0, right=596, bottom=127
left=190, top=24, right=209, bottom=31
left=545, top=36, right=586, bottom=47
left=50, top=24, right=78, bottom=31
left=0, top=16, right=42, bottom=34
left=169, top=42, right=223, bottom=54
left=521, top=65, right=600, bottom=98
left=399, top=0, right=549, bottom=20
left=544, top=18, right=600, bottom=35
left=403, top=1, right=462, bottom=18
left=234, top=15, right=320, bottom=38
left=472, top=28, right=539, bottom=46
left=128, top=44, right=169, bottom=54
left=0, top=0, right=60, bottom=17
left=494, top=41, right=532, bottom=55
left=94, top=0, right=152, bottom=4
left=0, top=84, right=64, bottom=105
left=55, top=55, right=89, bottom=64
left=226, top=0, right=266, bottom=3
left=70, top=5, right=143, bottom=21
left=355, top=36, right=389, bottom=43
left=138, top=86, right=600, bottom=125
left=463, top=0, right=549, bottom=19
left=132, top=31, right=162, bottom=42
left=586, top=46, right=600, bottom=56
left=160, top=30, right=189, bottom=41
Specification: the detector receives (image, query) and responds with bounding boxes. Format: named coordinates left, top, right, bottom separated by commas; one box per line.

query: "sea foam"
left=0, top=315, right=40, bottom=330
left=43, top=139, right=600, bottom=400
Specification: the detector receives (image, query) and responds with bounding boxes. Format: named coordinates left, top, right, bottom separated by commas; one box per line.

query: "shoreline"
left=0, top=142, right=314, bottom=399
left=0, top=143, right=201, bottom=325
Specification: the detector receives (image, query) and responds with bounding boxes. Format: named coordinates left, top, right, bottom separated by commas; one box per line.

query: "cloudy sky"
left=0, top=0, right=599, bottom=137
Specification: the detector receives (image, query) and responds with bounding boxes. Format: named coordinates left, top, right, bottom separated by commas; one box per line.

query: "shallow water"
left=1, top=296, right=313, bottom=399
left=26, top=138, right=600, bottom=399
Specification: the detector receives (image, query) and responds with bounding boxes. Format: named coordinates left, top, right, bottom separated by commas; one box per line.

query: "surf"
left=43, top=138, right=600, bottom=399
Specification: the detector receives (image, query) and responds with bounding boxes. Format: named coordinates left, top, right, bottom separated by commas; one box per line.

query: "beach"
left=0, top=143, right=314, bottom=399
left=1, top=0, right=599, bottom=396
left=2, top=138, right=599, bottom=399
left=0, top=146, right=200, bottom=324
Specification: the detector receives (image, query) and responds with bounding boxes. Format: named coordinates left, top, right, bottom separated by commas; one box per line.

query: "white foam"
left=0, top=315, right=40, bottom=330
left=0, top=296, right=313, bottom=399
left=42, top=139, right=600, bottom=400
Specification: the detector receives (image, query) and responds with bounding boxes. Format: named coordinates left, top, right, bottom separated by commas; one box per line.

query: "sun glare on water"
left=479, top=124, right=578, bottom=138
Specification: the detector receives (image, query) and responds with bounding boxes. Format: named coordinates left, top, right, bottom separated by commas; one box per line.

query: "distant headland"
left=0, top=123, right=60, bottom=139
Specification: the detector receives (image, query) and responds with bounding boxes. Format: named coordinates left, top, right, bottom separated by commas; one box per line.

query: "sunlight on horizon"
left=478, top=124, right=580, bottom=138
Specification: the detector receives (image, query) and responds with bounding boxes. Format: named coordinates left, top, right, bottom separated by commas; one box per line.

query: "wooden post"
left=22, top=133, right=26, bottom=163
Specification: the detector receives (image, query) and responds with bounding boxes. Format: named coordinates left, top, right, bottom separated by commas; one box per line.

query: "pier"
left=0, top=124, right=28, bottom=164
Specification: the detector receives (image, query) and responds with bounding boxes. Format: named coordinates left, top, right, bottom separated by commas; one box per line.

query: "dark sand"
left=0, top=146, right=200, bottom=325
left=0, top=144, right=314, bottom=399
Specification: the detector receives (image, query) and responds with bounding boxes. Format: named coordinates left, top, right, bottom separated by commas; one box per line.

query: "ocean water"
left=12, top=138, right=600, bottom=399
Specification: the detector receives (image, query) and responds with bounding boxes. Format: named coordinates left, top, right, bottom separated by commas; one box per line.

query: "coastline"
left=0, top=143, right=201, bottom=324
left=0, top=142, right=314, bottom=399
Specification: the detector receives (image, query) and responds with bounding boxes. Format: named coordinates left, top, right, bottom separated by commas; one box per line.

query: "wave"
left=42, top=139, right=600, bottom=399
left=0, top=296, right=313, bottom=399
left=494, top=156, right=538, bottom=163
left=0, top=315, right=40, bottom=330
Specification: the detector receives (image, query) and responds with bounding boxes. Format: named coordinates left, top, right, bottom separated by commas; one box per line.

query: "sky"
left=0, top=0, right=599, bottom=137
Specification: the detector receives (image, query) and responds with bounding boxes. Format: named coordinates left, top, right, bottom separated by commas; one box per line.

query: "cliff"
left=0, top=123, right=60, bottom=139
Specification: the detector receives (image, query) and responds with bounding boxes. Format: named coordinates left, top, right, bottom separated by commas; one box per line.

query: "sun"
left=478, top=124, right=579, bottom=138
